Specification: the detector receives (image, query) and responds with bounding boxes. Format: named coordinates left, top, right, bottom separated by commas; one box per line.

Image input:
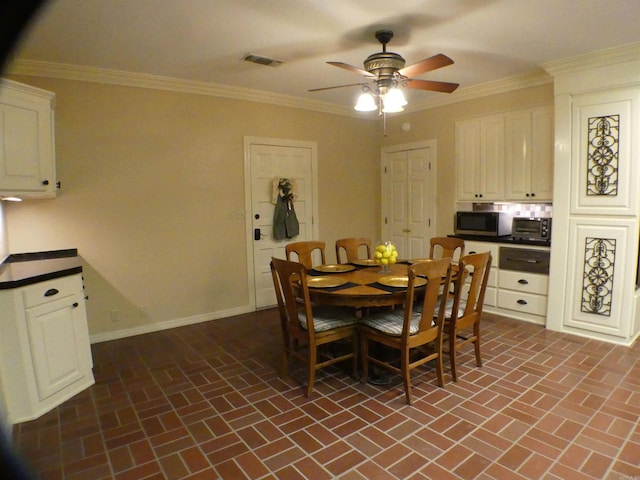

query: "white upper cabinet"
left=457, top=105, right=554, bottom=203
left=504, top=106, right=554, bottom=201
left=455, top=114, right=505, bottom=201
left=0, top=79, right=56, bottom=198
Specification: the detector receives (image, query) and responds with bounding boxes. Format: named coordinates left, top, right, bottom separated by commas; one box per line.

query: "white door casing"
left=381, top=140, right=436, bottom=260
left=244, top=137, right=318, bottom=310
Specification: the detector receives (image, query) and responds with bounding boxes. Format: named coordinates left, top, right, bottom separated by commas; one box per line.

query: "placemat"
left=318, top=281, right=359, bottom=292
left=367, top=282, right=407, bottom=293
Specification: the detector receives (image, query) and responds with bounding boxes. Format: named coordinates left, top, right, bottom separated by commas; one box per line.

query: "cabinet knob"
left=531, top=193, right=535, bottom=197
left=517, top=299, right=527, bottom=305
left=526, top=193, right=530, bottom=197
left=42, top=180, right=49, bottom=186
left=72, top=302, right=79, bottom=308
left=44, top=288, right=59, bottom=297
left=517, top=279, right=529, bottom=285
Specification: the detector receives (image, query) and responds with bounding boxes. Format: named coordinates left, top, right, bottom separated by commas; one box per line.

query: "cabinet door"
left=504, top=111, right=532, bottom=200
left=455, top=119, right=481, bottom=201
left=0, top=82, right=56, bottom=197
left=530, top=107, right=554, bottom=201
left=25, top=293, right=91, bottom=401
left=479, top=115, right=505, bottom=200
left=570, top=89, right=638, bottom=215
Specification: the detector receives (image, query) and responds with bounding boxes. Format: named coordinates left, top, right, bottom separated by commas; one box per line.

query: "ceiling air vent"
left=243, top=54, right=283, bottom=67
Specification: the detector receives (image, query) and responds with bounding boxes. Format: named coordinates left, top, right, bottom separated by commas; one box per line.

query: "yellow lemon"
left=380, top=258, right=389, bottom=265
left=389, top=256, right=397, bottom=264
left=374, top=251, right=383, bottom=259
left=382, top=251, right=391, bottom=259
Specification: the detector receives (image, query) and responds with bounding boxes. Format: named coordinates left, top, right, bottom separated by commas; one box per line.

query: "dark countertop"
left=450, top=234, right=551, bottom=248
left=0, top=249, right=82, bottom=289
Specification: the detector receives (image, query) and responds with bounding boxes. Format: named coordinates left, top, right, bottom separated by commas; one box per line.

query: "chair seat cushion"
left=298, top=306, right=358, bottom=332
left=360, top=309, right=420, bottom=336
left=440, top=297, right=466, bottom=319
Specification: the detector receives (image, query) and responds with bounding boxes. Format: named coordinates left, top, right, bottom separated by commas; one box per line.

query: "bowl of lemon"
left=374, top=242, right=398, bottom=273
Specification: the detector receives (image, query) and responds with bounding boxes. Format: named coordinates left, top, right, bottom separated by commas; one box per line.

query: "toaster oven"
left=511, top=217, right=552, bottom=241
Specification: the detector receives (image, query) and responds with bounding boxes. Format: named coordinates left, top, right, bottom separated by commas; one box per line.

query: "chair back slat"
left=335, top=237, right=372, bottom=264
left=285, top=241, right=326, bottom=269
left=430, top=237, right=465, bottom=262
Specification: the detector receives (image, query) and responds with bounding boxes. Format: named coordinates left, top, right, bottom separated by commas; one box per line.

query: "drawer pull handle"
left=44, top=288, right=59, bottom=297
left=506, top=257, right=540, bottom=264
left=517, top=279, right=529, bottom=285
left=517, top=299, right=528, bottom=305
left=72, top=302, right=79, bottom=308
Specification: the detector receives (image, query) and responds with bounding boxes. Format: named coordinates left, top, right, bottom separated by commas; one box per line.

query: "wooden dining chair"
left=335, top=237, right=372, bottom=264
left=429, top=237, right=465, bottom=262
left=358, top=257, right=454, bottom=404
left=442, top=251, right=492, bottom=382
left=270, top=257, right=358, bottom=397
left=285, top=241, right=326, bottom=269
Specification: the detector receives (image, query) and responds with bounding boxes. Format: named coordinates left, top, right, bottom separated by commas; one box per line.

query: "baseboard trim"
left=89, top=305, right=254, bottom=344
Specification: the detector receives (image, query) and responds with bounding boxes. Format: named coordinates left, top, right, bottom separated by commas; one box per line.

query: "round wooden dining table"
left=304, top=262, right=416, bottom=308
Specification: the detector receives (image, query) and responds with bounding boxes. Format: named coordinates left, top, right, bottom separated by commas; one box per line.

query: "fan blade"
left=405, top=79, right=459, bottom=93
left=327, top=61, right=375, bottom=78
left=398, top=54, right=454, bottom=78
left=308, top=82, right=367, bottom=92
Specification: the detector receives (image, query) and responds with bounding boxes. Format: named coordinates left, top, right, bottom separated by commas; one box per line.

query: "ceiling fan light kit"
left=310, top=29, right=459, bottom=115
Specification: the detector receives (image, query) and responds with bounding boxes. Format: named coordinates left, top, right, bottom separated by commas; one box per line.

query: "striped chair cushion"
left=442, top=297, right=467, bottom=319
left=298, top=306, right=358, bottom=332
left=360, top=309, right=421, bottom=336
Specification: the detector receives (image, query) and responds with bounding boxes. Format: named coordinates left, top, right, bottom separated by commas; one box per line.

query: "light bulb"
left=354, top=93, right=377, bottom=112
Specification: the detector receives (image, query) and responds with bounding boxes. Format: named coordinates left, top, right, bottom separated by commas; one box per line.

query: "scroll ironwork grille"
left=581, top=237, right=615, bottom=316
left=586, top=115, right=619, bottom=196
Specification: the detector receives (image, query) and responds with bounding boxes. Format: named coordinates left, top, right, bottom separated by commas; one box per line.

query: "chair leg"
left=351, top=333, right=358, bottom=379
left=435, top=353, right=444, bottom=388
left=401, top=348, right=412, bottom=405
left=306, top=347, right=317, bottom=397
left=474, top=325, right=482, bottom=368
left=449, top=331, right=458, bottom=382
left=360, top=335, right=369, bottom=384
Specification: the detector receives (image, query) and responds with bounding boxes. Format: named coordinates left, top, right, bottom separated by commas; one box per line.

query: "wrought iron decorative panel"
left=586, top=115, right=619, bottom=196
left=581, top=237, right=616, bottom=316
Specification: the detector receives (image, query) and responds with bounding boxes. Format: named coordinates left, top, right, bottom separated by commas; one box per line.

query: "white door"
left=244, top=137, right=318, bottom=309
left=381, top=140, right=436, bottom=260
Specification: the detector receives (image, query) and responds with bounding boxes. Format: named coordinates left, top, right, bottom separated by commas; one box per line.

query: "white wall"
left=0, top=203, right=8, bottom=262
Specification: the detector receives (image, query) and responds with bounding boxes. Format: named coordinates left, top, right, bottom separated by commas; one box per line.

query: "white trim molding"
left=8, top=58, right=553, bottom=115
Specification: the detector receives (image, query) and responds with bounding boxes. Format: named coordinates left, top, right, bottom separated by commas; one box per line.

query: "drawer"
left=464, top=241, right=499, bottom=265
left=21, top=275, right=82, bottom=308
left=498, top=270, right=548, bottom=295
left=497, top=290, right=547, bottom=316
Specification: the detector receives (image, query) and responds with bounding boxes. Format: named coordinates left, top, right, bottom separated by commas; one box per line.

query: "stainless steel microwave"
left=455, top=211, right=512, bottom=237
left=512, top=217, right=552, bottom=241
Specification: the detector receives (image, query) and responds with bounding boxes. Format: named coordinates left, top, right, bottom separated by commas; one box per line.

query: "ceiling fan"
left=310, top=30, right=459, bottom=112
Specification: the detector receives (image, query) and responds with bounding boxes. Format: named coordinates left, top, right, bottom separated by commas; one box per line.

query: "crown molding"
left=7, top=58, right=553, bottom=117
left=405, top=70, right=553, bottom=112
left=6, top=59, right=356, bottom=117
left=542, top=42, right=640, bottom=76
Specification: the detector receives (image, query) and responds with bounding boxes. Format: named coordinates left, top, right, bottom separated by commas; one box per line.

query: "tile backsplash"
left=457, top=202, right=553, bottom=218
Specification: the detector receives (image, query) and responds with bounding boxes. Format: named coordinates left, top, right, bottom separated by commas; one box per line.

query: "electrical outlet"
left=139, top=306, right=149, bottom=318
left=110, top=309, right=119, bottom=323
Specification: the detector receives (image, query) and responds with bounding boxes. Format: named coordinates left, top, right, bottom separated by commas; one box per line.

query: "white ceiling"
left=9, top=0, right=640, bottom=112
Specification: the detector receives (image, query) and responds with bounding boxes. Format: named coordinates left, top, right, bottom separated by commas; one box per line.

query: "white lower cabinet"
left=462, top=240, right=550, bottom=324
left=463, top=241, right=498, bottom=307
left=497, top=270, right=549, bottom=317
left=0, top=274, right=93, bottom=424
